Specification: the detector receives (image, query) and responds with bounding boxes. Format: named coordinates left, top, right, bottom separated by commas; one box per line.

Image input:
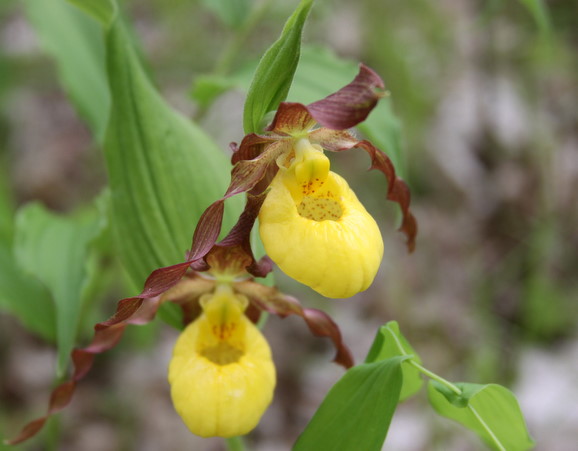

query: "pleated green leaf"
left=13, top=203, right=105, bottom=376
left=428, top=381, right=535, bottom=451
left=365, top=321, right=424, bottom=401
left=294, top=357, right=405, bottom=451
left=243, top=0, right=313, bottom=133
left=103, top=16, right=241, bottom=297
left=23, top=0, right=110, bottom=142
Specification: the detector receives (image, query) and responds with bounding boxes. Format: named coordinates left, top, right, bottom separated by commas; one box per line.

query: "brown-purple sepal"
left=234, top=281, right=354, bottom=369
left=310, top=129, right=417, bottom=252
left=231, top=133, right=280, bottom=164
left=186, top=200, right=225, bottom=262
left=266, top=102, right=317, bottom=134
left=199, top=192, right=272, bottom=278
left=6, top=255, right=224, bottom=446
left=5, top=295, right=164, bottom=445
left=306, top=64, right=385, bottom=130
left=225, top=141, right=288, bottom=197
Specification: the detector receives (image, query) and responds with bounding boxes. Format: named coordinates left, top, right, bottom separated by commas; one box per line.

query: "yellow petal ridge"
left=168, top=287, right=275, bottom=438
left=260, top=141, right=384, bottom=298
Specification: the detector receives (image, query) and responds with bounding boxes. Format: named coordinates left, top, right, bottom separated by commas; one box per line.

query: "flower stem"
left=407, top=360, right=462, bottom=396
left=225, top=436, right=247, bottom=451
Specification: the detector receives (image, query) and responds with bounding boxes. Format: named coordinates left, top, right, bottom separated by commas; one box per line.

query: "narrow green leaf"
left=201, top=0, right=251, bottom=29
left=22, top=0, right=110, bottom=142
left=365, top=321, right=424, bottom=401
left=103, top=18, right=242, bottom=291
left=294, top=357, right=405, bottom=451
left=0, top=244, right=56, bottom=342
left=428, top=381, right=535, bottom=451
left=14, top=203, right=105, bottom=376
left=68, top=0, right=116, bottom=26
left=243, top=0, right=313, bottom=133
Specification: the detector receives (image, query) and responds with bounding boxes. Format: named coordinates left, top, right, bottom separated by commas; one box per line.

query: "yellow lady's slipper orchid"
left=168, top=286, right=276, bottom=438
left=259, top=139, right=384, bottom=298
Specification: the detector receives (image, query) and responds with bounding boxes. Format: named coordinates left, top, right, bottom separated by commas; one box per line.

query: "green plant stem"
left=214, top=0, right=274, bottom=76
left=407, top=360, right=462, bottom=396
left=386, top=326, right=462, bottom=397
left=225, top=436, right=247, bottom=451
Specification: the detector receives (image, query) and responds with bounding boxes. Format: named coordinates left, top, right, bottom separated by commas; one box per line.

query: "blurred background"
left=1, top=0, right=577, bottom=450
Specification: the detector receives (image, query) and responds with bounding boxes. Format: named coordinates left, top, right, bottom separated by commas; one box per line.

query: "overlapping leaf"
left=365, top=321, right=423, bottom=401
left=428, top=381, right=535, bottom=451
left=14, top=203, right=105, bottom=376
left=294, top=357, right=405, bottom=451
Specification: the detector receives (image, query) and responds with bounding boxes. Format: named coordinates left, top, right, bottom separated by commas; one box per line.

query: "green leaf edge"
left=243, top=0, right=313, bottom=133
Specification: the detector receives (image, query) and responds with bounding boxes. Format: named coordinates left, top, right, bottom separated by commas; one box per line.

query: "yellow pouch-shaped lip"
left=259, top=168, right=384, bottom=299
left=169, top=291, right=275, bottom=438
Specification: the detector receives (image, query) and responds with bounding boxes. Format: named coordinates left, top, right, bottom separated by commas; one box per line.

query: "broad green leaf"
left=201, top=0, right=251, bottom=29
left=294, top=357, right=406, bottom=451
left=243, top=0, right=313, bottom=133
left=0, top=244, right=56, bottom=342
left=365, top=321, right=423, bottom=401
left=22, top=0, right=110, bottom=143
left=68, top=0, right=116, bottom=26
left=428, top=381, right=535, bottom=451
left=518, top=0, right=551, bottom=34
left=14, top=203, right=105, bottom=376
left=103, top=18, right=241, bottom=295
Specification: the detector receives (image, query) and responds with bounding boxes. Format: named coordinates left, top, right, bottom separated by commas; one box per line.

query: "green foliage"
left=102, top=13, right=242, bottom=290
left=13, top=203, right=105, bottom=376
left=22, top=0, right=110, bottom=142
left=365, top=321, right=423, bottom=401
left=300, top=321, right=534, bottom=450
left=429, top=381, right=535, bottom=451
left=243, top=0, right=313, bottom=133
left=294, top=357, right=405, bottom=451
left=0, top=244, right=56, bottom=342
